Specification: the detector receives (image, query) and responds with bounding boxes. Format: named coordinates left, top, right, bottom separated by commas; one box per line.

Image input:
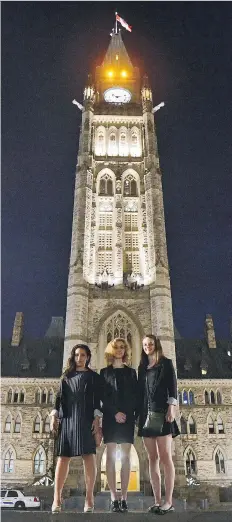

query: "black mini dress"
left=101, top=366, right=137, bottom=444
left=55, top=369, right=101, bottom=457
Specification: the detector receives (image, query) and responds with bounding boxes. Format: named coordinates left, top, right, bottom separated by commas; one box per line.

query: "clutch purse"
left=143, top=411, right=165, bottom=435
left=94, top=427, right=103, bottom=447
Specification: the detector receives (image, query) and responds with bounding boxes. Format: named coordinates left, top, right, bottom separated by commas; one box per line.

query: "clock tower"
left=64, top=28, right=176, bottom=369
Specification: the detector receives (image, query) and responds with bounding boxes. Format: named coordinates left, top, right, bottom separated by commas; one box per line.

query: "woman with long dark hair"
left=137, top=335, right=180, bottom=515
left=100, top=338, right=138, bottom=513
left=50, top=344, right=102, bottom=513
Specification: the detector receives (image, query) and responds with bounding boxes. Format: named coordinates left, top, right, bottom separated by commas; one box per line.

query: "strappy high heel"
left=84, top=505, right=94, bottom=513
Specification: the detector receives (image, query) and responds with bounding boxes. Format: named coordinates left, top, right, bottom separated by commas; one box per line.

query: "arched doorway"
left=100, top=445, right=140, bottom=492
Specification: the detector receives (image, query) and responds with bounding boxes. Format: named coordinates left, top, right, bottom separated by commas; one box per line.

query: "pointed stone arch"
left=213, top=446, right=226, bottom=474
left=184, top=446, right=197, bottom=475
left=96, top=307, right=144, bottom=369
left=33, top=445, right=46, bottom=475
left=2, top=445, right=17, bottom=474
left=122, top=168, right=141, bottom=196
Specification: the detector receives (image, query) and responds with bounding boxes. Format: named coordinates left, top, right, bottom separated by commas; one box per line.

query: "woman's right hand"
left=115, top=412, right=126, bottom=423
left=50, top=415, right=59, bottom=434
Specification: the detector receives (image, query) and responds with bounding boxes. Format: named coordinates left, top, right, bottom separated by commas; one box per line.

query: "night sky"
left=2, top=1, right=232, bottom=340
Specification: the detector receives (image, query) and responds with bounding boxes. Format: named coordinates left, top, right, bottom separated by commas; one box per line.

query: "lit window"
left=183, top=390, right=188, bottom=404
left=34, top=448, right=45, bottom=474
left=178, top=391, right=182, bottom=405
left=4, top=449, right=14, bottom=473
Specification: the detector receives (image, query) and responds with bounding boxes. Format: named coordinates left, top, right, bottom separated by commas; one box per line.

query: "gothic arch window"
left=178, top=391, right=182, bottom=405
left=33, top=415, right=41, bottom=433
left=188, top=415, right=197, bottom=434
left=123, top=175, right=138, bottom=196
left=34, top=447, right=46, bottom=475
left=41, top=389, right=47, bottom=404
left=215, top=449, right=225, bottom=474
left=13, top=389, right=19, bottom=403
left=210, top=390, right=215, bottom=404
left=185, top=448, right=197, bottom=475
left=208, top=415, right=215, bottom=434
left=4, top=414, right=12, bottom=433
left=217, top=416, right=224, bottom=434
left=7, top=389, right=13, bottom=403
left=119, top=127, right=128, bottom=156
left=130, top=127, right=141, bottom=157
left=14, top=415, right=21, bottom=433
left=204, top=390, right=210, bottom=404
left=98, top=173, right=114, bottom=196
left=19, top=390, right=25, bottom=403
left=43, top=415, right=50, bottom=434
left=183, top=390, right=189, bottom=405
left=216, top=390, right=222, bottom=404
left=48, top=389, right=54, bottom=405
left=35, top=389, right=41, bottom=404
left=95, top=126, right=106, bottom=156
left=180, top=416, right=187, bottom=434
left=4, top=448, right=14, bottom=473
left=104, top=312, right=133, bottom=348
left=107, top=332, right=112, bottom=343
left=108, top=127, right=118, bottom=156
left=189, top=390, right=195, bottom=405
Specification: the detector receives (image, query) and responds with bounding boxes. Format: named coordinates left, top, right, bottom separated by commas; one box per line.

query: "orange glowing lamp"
left=121, top=70, right=127, bottom=78
left=107, top=70, right=114, bottom=78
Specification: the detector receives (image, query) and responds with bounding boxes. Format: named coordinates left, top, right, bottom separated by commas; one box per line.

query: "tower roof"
left=102, top=31, right=133, bottom=69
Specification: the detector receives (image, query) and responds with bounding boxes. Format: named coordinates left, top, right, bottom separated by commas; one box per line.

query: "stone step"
left=1, top=510, right=232, bottom=522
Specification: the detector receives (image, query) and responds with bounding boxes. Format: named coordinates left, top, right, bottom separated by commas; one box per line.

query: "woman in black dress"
left=100, top=338, right=138, bottom=513
left=50, top=344, right=102, bottom=513
left=137, top=335, right=180, bottom=515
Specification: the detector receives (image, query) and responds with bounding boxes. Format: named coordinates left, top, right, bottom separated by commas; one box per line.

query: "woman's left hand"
left=92, top=416, right=100, bottom=434
left=166, top=405, right=176, bottom=423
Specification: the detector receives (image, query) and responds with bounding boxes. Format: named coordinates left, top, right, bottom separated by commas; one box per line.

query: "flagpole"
left=115, top=11, right=118, bottom=34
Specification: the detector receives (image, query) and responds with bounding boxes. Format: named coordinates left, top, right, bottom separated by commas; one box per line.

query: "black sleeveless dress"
left=55, top=369, right=101, bottom=457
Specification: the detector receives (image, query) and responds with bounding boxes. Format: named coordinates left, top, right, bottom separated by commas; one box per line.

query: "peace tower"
left=63, top=29, right=176, bottom=375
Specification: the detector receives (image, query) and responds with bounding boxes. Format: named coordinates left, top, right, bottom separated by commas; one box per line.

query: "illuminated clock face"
left=104, top=87, right=131, bottom=104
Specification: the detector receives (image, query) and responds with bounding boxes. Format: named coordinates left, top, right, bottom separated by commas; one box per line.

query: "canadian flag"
left=116, top=14, right=132, bottom=32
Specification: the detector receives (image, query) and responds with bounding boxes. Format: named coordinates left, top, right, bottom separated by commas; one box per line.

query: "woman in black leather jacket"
left=100, top=338, right=138, bottom=513
left=137, top=334, right=180, bottom=515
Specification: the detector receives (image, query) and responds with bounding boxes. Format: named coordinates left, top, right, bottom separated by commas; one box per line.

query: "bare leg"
left=82, top=453, right=97, bottom=508
left=106, top=443, right=117, bottom=501
left=120, top=443, right=131, bottom=500
left=143, top=437, right=162, bottom=505
left=157, top=435, right=175, bottom=509
left=53, top=456, right=71, bottom=506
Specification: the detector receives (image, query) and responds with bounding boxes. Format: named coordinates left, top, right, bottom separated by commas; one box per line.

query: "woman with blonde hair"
left=50, top=344, right=102, bottom=513
left=137, top=334, right=180, bottom=515
left=100, top=338, right=138, bottom=513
